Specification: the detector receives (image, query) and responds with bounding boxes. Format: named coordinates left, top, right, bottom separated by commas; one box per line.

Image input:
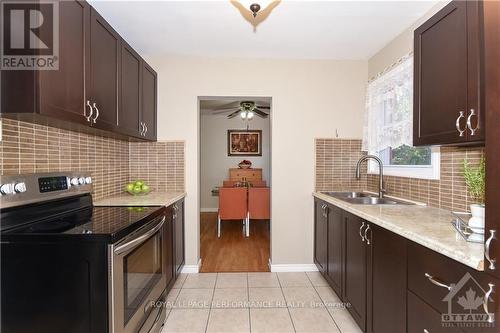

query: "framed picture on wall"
left=227, top=130, right=262, bottom=156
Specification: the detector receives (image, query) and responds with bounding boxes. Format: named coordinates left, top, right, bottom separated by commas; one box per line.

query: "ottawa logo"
left=441, top=272, right=495, bottom=329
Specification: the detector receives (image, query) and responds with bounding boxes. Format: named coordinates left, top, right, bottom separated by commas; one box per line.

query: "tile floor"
left=160, top=272, right=362, bottom=333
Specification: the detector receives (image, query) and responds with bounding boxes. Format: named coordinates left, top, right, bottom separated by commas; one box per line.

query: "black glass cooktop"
left=0, top=194, right=164, bottom=243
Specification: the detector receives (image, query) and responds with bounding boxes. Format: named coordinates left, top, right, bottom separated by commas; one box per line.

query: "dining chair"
left=247, top=187, right=270, bottom=237
left=218, top=187, right=248, bottom=238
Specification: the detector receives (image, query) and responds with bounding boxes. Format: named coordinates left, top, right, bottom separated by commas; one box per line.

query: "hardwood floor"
left=200, top=212, right=270, bottom=273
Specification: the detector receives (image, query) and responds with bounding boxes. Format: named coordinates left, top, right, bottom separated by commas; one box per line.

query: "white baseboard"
left=200, top=208, right=218, bottom=213
left=270, top=264, right=319, bottom=272
left=181, top=258, right=202, bottom=273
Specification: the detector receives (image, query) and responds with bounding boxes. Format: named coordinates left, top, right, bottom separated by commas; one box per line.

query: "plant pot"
left=468, top=204, right=485, bottom=234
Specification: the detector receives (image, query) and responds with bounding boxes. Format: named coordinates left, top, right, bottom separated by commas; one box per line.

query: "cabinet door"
left=344, top=212, right=367, bottom=331
left=38, top=0, right=90, bottom=126
left=414, top=1, right=468, bottom=146
left=314, top=199, right=328, bottom=274
left=174, top=200, right=185, bottom=277
left=163, top=206, right=175, bottom=289
left=326, top=205, right=343, bottom=297
left=89, top=8, right=119, bottom=131
left=141, top=62, right=157, bottom=141
left=118, top=42, right=141, bottom=138
left=484, top=0, right=500, bottom=280
left=368, top=225, right=407, bottom=333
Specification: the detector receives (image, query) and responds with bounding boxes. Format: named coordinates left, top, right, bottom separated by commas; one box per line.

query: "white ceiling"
left=89, top=0, right=439, bottom=60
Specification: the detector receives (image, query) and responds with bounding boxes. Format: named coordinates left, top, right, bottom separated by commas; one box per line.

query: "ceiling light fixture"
left=249, top=3, right=261, bottom=17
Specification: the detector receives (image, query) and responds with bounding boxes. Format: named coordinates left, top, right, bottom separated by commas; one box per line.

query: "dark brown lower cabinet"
left=367, top=224, right=407, bottom=333
left=314, top=199, right=328, bottom=274
left=408, top=291, right=463, bottom=333
left=343, top=212, right=368, bottom=331
left=326, top=205, right=343, bottom=297
left=164, top=205, right=175, bottom=289
left=173, top=199, right=185, bottom=277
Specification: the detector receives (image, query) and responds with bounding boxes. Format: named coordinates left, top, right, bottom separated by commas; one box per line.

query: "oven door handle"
left=114, top=217, right=165, bottom=255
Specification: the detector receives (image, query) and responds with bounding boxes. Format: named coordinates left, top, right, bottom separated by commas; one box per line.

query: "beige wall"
left=200, top=114, right=270, bottom=211
left=145, top=55, right=367, bottom=266
left=368, top=1, right=449, bottom=78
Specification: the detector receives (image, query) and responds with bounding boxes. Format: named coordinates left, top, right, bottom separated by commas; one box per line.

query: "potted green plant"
left=463, top=156, right=485, bottom=233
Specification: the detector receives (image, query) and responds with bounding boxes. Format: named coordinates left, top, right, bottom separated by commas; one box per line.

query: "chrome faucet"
left=355, top=155, right=386, bottom=198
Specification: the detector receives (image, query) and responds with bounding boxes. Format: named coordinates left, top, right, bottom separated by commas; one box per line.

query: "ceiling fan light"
left=247, top=111, right=254, bottom=119
left=240, top=111, right=247, bottom=119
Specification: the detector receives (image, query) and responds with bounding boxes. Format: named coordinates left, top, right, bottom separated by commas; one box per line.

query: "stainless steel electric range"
left=0, top=172, right=169, bottom=333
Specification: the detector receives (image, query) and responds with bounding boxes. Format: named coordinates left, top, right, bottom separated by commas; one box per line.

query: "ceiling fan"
left=212, top=101, right=270, bottom=119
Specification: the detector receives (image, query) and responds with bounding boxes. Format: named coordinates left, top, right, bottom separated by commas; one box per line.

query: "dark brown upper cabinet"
left=313, top=199, right=328, bottom=275
left=414, top=0, right=485, bottom=146
left=119, top=42, right=142, bottom=138
left=88, top=8, right=120, bottom=132
left=1, top=0, right=91, bottom=125
left=141, top=62, right=158, bottom=141
left=1, top=0, right=157, bottom=142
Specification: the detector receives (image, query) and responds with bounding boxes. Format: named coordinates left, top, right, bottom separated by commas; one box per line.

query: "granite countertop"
left=313, top=191, right=485, bottom=271
left=93, top=192, right=186, bottom=207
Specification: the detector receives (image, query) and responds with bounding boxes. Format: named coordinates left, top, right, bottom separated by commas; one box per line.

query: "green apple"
left=141, top=184, right=150, bottom=193
left=126, top=183, right=135, bottom=192
left=135, top=180, right=144, bottom=187
left=132, top=185, right=142, bottom=195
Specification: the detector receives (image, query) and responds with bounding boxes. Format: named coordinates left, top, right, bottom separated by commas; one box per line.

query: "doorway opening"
left=198, top=97, right=272, bottom=272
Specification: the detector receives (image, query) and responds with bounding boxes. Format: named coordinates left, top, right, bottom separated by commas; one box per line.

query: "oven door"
left=111, top=215, right=167, bottom=333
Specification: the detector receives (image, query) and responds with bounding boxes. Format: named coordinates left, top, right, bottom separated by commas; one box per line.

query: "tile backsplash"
left=315, top=138, right=484, bottom=212
left=0, top=119, right=185, bottom=200
left=315, top=139, right=367, bottom=192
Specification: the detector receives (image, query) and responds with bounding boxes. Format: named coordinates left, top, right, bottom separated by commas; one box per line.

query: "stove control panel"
left=0, top=172, right=92, bottom=209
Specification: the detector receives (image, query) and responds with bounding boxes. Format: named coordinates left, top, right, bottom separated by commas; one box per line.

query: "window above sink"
left=363, top=55, right=440, bottom=180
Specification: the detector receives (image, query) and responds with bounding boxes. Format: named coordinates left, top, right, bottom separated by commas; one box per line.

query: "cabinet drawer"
left=408, top=242, right=474, bottom=314
left=408, top=291, right=463, bottom=333
left=229, top=168, right=262, bottom=181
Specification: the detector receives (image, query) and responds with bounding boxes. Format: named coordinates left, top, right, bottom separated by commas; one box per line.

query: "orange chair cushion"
left=219, top=187, right=247, bottom=220
left=248, top=187, right=270, bottom=220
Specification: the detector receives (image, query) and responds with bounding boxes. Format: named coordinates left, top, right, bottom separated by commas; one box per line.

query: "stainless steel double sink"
left=321, top=191, right=413, bottom=205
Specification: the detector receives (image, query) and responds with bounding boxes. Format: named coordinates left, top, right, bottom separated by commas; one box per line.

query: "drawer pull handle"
left=423, top=330, right=430, bottom=333
left=485, top=230, right=497, bottom=270
left=424, top=273, right=452, bottom=291
left=359, top=221, right=366, bottom=242
left=483, top=282, right=495, bottom=323
left=456, top=111, right=466, bottom=137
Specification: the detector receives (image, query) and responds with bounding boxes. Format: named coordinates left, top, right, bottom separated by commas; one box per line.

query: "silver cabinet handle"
left=320, top=204, right=328, bottom=218
left=466, top=109, right=479, bottom=136
left=483, top=282, right=495, bottom=323
left=423, top=330, right=430, bottom=333
left=364, top=224, right=371, bottom=245
left=424, top=273, right=452, bottom=291
left=92, top=102, right=99, bottom=123
left=485, top=230, right=497, bottom=270
left=456, top=111, right=466, bottom=137
left=144, top=123, right=148, bottom=135
left=140, top=122, right=144, bottom=136
left=85, top=100, right=93, bottom=122
left=359, top=221, right=366, bottom=242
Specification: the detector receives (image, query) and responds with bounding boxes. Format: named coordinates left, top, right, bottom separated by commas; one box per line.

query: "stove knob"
left=0, top=184, right=14, bottom=195
left=85, top=177, right=92, bottom=184
left=70, top=177, right=79, bottom=186
left=78, top=177, right=85, bottom=185
left=14, top=182, right=27, bottom=193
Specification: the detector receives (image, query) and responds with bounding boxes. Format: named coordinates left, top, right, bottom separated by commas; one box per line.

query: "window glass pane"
left=377, top=145, right=431, bottom=166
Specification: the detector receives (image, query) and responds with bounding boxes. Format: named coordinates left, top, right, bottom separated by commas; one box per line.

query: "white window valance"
left=362, top=55, right=414, bottom=153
